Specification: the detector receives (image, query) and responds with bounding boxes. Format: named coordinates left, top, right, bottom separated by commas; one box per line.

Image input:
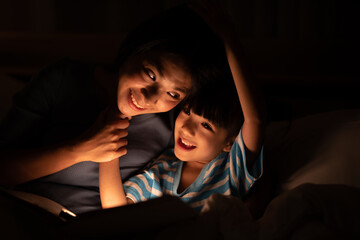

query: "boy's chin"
left=174, top=149, right=187, bottom=161
left=174, top=149, right=181, bottom=159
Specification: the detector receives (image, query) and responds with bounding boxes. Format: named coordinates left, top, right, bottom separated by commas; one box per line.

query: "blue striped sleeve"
left=124, top=160, right=167, bottom=203
left=228, top=128, right=263, bottom=196
left=124, top=171, right=155, bottom=203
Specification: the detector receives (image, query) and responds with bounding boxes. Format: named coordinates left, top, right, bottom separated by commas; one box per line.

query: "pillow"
left=264, top=109, right=360, bottom=192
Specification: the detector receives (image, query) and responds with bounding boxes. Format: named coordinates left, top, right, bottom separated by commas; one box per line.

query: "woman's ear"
left=222, top=137, right=235, bottom=152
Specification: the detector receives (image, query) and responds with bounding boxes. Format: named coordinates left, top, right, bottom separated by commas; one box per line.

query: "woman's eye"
left=201, top=122, right=213, bottom=131
left=144, top=68, right=156, bottom=81
left=168, top=92, right=180, bottom=99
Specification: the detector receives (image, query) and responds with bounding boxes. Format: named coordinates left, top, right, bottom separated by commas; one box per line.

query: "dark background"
left=0, top=0, right=359, bottom=120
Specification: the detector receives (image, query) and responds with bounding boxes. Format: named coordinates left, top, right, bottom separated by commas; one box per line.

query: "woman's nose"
left=141, top=83, right=159, bottom=104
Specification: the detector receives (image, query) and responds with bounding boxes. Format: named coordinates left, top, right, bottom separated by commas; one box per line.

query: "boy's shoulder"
left=157, top=148, right=176, bottom=160
left=149, top=149, right=178, bottom=167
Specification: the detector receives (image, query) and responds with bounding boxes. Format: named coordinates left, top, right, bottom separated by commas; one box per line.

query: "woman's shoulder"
left=27, top=58, right=95, bottom=99
left=36, top=58, right=93, bottom=84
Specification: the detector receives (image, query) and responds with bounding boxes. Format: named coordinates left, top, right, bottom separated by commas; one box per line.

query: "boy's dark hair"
left=185, top=61, right=243, bottom=140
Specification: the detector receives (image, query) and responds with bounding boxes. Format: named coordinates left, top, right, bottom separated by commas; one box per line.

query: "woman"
left=0, top=5, right=221, bottom=214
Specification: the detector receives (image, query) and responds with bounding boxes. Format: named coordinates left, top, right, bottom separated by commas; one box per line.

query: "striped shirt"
left=124, top=129, right=263, bottom=212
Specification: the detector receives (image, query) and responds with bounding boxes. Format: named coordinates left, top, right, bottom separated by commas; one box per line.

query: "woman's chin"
left=117, top=105, right=131, bottom=117
left=121, top=108, right=145, bottom=117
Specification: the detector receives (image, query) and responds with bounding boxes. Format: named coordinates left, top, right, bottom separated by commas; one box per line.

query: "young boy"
left=98, top=10, right=266, bottom=212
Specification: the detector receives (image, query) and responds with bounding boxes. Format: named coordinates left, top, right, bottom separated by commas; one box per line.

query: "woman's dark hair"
left=112, top=5, right=226, bottom=103
left=113, top=5, right=245, bottom=136
left=112, top=4, right=245, bottom=130
left=113, top=5, right=209, bottom=68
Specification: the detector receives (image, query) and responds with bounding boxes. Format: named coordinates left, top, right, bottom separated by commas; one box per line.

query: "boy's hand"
left=72, top=106, right=130, bottom=163
left=189, top=0, right=236, bottom=42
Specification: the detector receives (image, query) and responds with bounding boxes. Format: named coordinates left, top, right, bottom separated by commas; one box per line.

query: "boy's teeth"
left=181, top=138, right=194, bottom=147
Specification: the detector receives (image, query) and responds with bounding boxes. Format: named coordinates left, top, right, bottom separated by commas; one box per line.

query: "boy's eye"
left=201, top=122, right=213, bottom=131
left=144, top=68, right=156, bottom=81
left=183, top=108, right=190, bottom=115
left=168, top=92, right=180, bottom=99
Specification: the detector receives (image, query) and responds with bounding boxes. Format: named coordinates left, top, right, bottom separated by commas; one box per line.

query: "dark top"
left=0, top=59, right=175, bottom=214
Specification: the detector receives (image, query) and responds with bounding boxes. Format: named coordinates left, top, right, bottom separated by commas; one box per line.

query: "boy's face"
left=174, top=107, right=232, bottom=164
left=117, top=55, right=191, bottom=117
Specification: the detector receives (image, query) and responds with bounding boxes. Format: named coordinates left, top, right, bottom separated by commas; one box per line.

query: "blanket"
left=156, top=184, right=360, bottom=240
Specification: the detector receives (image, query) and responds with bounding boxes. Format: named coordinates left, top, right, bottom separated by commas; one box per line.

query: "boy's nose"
left=182, top=119, right=196, bottom=136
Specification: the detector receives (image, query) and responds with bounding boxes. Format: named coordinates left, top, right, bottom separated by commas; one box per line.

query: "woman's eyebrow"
left=145, top=59, right=188, bottom=94
left=174, top=87, right=187, bottom=94
left=146, top=59, right=164, bottom=77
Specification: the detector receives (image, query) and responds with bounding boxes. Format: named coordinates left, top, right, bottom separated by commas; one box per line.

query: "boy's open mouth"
left=177, top=137, right=196, bottom=151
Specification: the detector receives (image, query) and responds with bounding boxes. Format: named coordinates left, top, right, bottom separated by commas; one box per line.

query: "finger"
left=115, top=147, right=127, bottom=158
left=119, top=113, right=132, bottom=120
left=115, top=139, right=128, bottom=150
left=108, top=139, right=127, bottom=152
left=109, top=118, right=130, bottom=130
left=112, top=129, right=128, bottom=139
left=102, top=147, right=127, bottom=162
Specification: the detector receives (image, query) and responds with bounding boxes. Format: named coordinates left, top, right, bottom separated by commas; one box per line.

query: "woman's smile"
left=117, top=56, right=191, bottom=117
left=128, top=89, right=146, bottom=111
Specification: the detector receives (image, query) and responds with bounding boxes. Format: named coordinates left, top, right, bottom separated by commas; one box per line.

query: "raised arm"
left=191, top=2, right=266, bottom=167
left=222, top=35, right=266, bottom=168
left=190, top=2, right=272, bottom=219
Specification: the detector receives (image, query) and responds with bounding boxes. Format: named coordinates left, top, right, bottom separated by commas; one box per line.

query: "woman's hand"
left=72, top=106, right=130, bottom=163
left=0, top=106, right=130, bottom=185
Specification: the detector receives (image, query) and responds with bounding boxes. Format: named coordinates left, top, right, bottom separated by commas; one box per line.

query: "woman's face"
left=117, top=55, right=192, bottom=117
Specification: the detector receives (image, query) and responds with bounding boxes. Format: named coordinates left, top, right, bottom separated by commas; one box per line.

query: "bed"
left=1, top=105, right=360, bottom=239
